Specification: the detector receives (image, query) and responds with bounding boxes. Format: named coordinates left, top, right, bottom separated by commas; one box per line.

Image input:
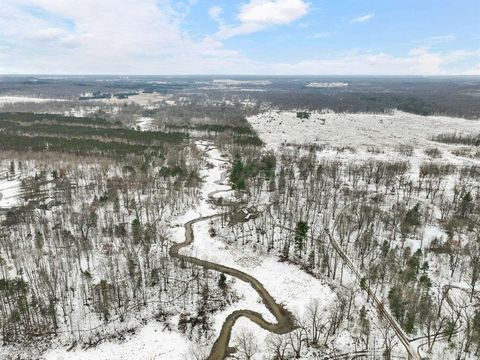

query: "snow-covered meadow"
left=0, top=177, right=23, bottom=209
left=0, top=96, right=66, bottom=106
left=247, top=110, right=480, bottom=149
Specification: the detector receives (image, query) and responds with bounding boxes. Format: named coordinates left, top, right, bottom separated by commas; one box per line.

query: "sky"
left=0, top=0, right=479, bottom=75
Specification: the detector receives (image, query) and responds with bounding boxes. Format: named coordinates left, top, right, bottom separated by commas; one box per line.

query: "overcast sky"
left=1, top=0, right=479, bottom=75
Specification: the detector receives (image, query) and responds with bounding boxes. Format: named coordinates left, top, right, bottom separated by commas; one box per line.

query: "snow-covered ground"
left=44, top=142, right=339, bottom=360
left=212, top=79, right=271, bottom=86
left=64, top=106, right=101, bottom=117
left=0, top=177, right=22, bottom=209
left=97, top=93, right=172, bottom=106
left=136, top=117, right=155, bottom=131
left=247, top=110, right=480, bottom=149
left=168, top=143, right=339, bottom=358
left=0, top=96, right=66, bottom=105
left=306, top=82, right=348, bottom=88
left=45, top=322, right=192, bottom=360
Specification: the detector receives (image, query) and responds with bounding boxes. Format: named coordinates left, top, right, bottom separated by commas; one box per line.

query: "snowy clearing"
left=0, top=177, right=22, bottom=209
left=247, top=110, right=480, bottom=149
left=306, top=82, right=349, bottom=88
left=0, top=96, right=66, bottom=105
left=44, top=322, right=192, bottom=360
left=136, top=117, right=155, bottom=131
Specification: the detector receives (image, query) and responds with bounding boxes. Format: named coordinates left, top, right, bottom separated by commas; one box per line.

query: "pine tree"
left=294, top=221, right=309, bottom=258
left=230, top=157, right=245, bottom=190
left=132, top=218, right=142, bottom=245
left=308, top=250, right=315, bottom=270
left=218, top=273, right=227, bottom=291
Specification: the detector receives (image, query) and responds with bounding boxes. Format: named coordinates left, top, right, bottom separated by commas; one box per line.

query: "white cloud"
left=238, top=0, right=309, bottom=25
left=425, top=34, right=455, bottom=44
left=463, top=63, right=480, bottom=75
left=215, top=0, right=309, bottom=39
left=266, top=48, right=480, bottom=75
left=418, top=34, right=456, bottom=47
left=352, top=13, right=375, bottom=23
left=0, top=0, right=251, bottom=74
left=0, top=0, right=477, bottom=75
left=209, top=6, right=223, bottom=24
left=311, top=32, right=333, bottom=39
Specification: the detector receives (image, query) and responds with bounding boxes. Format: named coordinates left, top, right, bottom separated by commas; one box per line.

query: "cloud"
left=0, top=0, right=477, bottom=75
left=0, top=0, right=251, bottom=74
left=215, top=0, right=309, bottom=39
left=27, top=27, right=78, bottom=47
left=311, top=32, right=333, bottom=39
left=464, top=63, right=480, bottom=75
left=418, top=34, right=456, bottom=47
left=352, top=13, right=374, bottom=23
left=238, top=0, right=309, bottom=25
left=208, top=6, right=223, bottom=24
left=266, top=48, right=480, bottom=75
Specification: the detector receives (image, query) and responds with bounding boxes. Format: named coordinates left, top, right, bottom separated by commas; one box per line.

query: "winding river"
left=169, top=144, right=296, bottom=359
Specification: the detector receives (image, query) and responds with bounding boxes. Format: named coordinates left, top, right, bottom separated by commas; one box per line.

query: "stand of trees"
left=223, top=143, right=480, bottom=358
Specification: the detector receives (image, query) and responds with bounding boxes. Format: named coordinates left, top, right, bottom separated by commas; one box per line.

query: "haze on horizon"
left=1, top=0, right=479, bottom=75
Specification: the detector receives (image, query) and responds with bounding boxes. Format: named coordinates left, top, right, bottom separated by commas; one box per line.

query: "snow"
left=247, top=110, right=480, bottom=149
left=97, top=93, right=171, bottom=106
left=186, top=221, right=336, bottom=319
left=64, top=106, right=100, bottom=117
left=212, top=79, right=271, bottom=86
left=166, top=142, right=337, bottom=358
left=306, top=82, right=349, bottom=88
left=0, top=177, right=22, bottom=209
left=44, top=322, right=192, bottom=360
left=136, top=117, right=155, bottom=131
left=0, top=96, right=65, bottom=105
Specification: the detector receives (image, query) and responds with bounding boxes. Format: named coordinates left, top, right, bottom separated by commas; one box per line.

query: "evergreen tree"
left=132, top=218, right=142, bottom=245
left=307, top=250, right=315, bottom=270
left=230, top=157, right=245, bottom=190
left=218, top=273, right=227, bottom=291
left=388, top=286, right=405, bottom=322
left=294, top=221, right=309, bottom=257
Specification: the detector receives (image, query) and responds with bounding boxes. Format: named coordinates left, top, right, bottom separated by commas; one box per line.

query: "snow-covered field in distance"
left=247, top=110, right=480, bottom=149
left=212, top=79, right=271, bottom=86
left=136, top=117, right=155, bottom=131
left=306, top=82, right=349, bottom=88
left=0, top=96, right=66, bottom=105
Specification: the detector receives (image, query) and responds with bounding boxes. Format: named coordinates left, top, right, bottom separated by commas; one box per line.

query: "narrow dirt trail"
left=169, top=143, right=296, bottom=360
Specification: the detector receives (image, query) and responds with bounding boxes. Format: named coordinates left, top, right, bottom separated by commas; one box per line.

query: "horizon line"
left=1, top=74, right=479, bottom=78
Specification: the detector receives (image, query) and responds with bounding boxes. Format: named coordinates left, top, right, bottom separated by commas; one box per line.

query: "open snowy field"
left=247, top=110, right=480, bottom=149
left=0, top=96, right=66, bottom=106
left=0, top=178, right=23, bottom=209
left=44, top=322, right=192, bottom=360
left=136, top=117, right=155, bottom=131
